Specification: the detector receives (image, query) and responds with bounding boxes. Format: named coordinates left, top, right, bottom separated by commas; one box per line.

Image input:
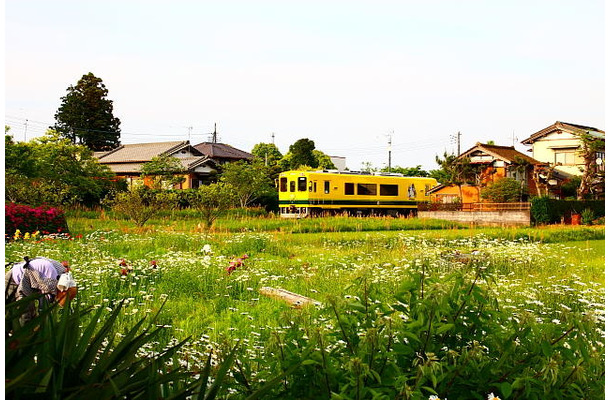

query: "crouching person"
left=5, top=256, right=76, bottom=325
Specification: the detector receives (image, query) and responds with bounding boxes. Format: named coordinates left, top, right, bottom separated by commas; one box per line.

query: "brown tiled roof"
left=193, top=142, right=253, bottom=161
left=521, top=121, right=605, bottom=144
left=96, top=141, right=198, bottom=163
left=459, top=143, right=540, bottom=165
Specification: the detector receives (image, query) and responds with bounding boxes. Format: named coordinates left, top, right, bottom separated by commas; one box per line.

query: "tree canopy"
left=220, top=161, right=274, bottom=208
left=140, top=154, right=186, bottom=189
left=251, top=143, right=283, bottom=167
left=53, top=72, right=121, bottom=151
left=288, top=138, right=317, bottom=169
left=5, top=130, right=120, bottom=206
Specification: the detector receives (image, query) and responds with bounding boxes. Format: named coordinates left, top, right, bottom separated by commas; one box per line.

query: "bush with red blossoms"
left=5, top=203, right=69, bottom=239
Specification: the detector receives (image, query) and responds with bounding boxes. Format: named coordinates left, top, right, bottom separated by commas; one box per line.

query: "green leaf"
left=500, top=381, right=513, bottom=398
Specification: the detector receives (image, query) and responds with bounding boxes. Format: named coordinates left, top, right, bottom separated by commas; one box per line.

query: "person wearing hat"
left=5, top=256, right=72, bottom=324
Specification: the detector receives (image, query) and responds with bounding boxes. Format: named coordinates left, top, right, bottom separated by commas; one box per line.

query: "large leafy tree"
left=5, top=130, right=119, bottom=206
left=288, top=138, right=317, bottom=169
left=220, top=161, right=274, bottom=208
left=313, top=150, right=336, bottom=170
left=53, top=72, right=121, bottom=151
left=251, top=143, right=283, bottom=167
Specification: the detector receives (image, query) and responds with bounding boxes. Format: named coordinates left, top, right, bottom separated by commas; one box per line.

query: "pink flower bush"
left=5, top=203, right=69, bottom=239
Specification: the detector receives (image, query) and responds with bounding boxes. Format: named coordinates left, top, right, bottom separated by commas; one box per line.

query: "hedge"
left=5, top=203, right=69, bottom=238
left=530, top=197, right=605, bottom=225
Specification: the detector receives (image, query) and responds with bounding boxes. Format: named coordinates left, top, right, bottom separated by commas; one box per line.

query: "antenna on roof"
left=212, top=123, right=218, bottom=143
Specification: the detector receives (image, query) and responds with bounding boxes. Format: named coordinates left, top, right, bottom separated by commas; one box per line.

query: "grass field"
left=5, top=213, right=605, bottom=399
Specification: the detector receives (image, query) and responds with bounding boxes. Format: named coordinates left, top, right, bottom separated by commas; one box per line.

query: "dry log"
left=259, top=287, right=321, bottom=309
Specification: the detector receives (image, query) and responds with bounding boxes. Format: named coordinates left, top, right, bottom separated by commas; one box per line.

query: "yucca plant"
left=5, top=295, right=238, bottom=399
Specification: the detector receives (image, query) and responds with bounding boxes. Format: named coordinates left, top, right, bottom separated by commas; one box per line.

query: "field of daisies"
left=5, top=213, right=605, bottom=399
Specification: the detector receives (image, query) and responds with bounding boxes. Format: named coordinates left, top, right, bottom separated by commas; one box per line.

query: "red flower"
left=150, top=260, right=158, bottom=268
left=121, top=268, right=128, bottom=276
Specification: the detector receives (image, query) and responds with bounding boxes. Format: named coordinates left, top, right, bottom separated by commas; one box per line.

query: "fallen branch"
left=259, top=287, right=321, bottom=308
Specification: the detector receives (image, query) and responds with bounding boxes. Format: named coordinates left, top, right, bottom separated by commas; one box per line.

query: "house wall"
left=432, top=185, right=480, bottom=203
left=531, top=131, right=583, bottom=177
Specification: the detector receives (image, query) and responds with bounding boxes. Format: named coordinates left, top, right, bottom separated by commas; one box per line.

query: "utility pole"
left=187, top=126, right=193, bottom=142
left=271, top=132, right=275, bottom=145
left=24, top=119, right=28, bottom=142
left=387, top=131, right=393, bottom=171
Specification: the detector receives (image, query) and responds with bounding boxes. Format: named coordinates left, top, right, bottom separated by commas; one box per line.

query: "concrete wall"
left=419, top=210, right=531, bottom=226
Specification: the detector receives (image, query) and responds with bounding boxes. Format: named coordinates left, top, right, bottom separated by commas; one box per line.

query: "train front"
left=278, top=171, right=311, bottom=218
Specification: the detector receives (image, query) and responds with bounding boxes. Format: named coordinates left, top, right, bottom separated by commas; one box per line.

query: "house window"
left=357, top=183, right=377, bottom=196
left=380, top=184, right=398, bottom=196
left=298, top=177, right=307, bottom=191
left=345, top=183, right=355, bottom=195
left=554, top=150, right=576, bottom=166
left=280, top=177, right=287, bottom=192
left=595, top=151, right=605, bottom=172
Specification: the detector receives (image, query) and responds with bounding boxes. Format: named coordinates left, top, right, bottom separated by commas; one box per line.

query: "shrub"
left=107, top=186, right=171, bottom=227
left=480, top=177, right=525, bottom=202
left=581, top=208, right=595, bottom=225
left=530, top=197, right=605, bottom=225
left=5, top=296, right=239, bottom=399
left=5, top=203, right=69, bottom=237
left=530, top=196, right=552, bottom=225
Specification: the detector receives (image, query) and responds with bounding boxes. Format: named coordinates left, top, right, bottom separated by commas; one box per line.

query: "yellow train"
left=278, top=170, right=437, bottom=218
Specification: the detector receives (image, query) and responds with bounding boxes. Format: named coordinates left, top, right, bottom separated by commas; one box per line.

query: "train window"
left=324, top=181, right=330, bottom=194
left=314, top=182, right=317, bottom=192
left=298, top=177, right=307, bottom=191
left=357, top=183, right=377, bottom=196
left=380, top=184, right=398, bottom=196
left=290, top=181, right=296, bottom=192
left=345, top=183, right=354, bottom=195
left=280, top=178, right=287, bottom=192
left=308, top=182, right=313, bottom=192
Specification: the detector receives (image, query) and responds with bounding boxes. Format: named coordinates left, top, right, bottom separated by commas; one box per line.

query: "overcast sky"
left=5, top=1, right=605, bottom=170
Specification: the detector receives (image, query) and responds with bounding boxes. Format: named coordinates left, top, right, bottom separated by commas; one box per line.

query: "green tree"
left=108, top=186, right=167, bottom=227
left=288, top=138, right=317, bottom=169
left=189, top=182, right=237, bottom=228
left=480, top=178, right=524, bottom=202
left=5, top=130, right=118, bottom=206
left=381, top=165, right=429, bottom=176
left=434, top=152, right=474, bottom=201
left=576, top=131, right=605, bottom=200
left=53, top=72, right=121, bottom=151
left=220, top=161, right=274, bottom=208
left=140, top=154, right=186, bottom=189
left=313, top=150, right=336, bottom=170
left=251, top=143, right=283, bottom=167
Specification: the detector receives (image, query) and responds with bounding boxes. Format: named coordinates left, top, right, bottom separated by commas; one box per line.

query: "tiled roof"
left=193, top=142, right=253, bottom=161
left=521, top=121, right=605, bottom=144
left=96, top=141, right=196, bottom=163
left=459, top=143, right=540, bottom=165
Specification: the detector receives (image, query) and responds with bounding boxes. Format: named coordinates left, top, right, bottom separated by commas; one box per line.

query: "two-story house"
left=521, top=121, right=605, bottom=198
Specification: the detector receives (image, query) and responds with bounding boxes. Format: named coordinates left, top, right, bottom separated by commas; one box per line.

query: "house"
left=95, top=141, right=217, bottom=189
left=429, top=143, right=539, bottom=203
left=520, top=121, right=605, bottom=197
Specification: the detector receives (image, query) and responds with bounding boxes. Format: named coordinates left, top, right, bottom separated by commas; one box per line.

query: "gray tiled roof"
left=96, top=141, right=193, bottom=163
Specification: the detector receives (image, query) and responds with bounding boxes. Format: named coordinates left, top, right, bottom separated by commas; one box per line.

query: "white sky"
left=4, top=0, right=605, bottom=170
